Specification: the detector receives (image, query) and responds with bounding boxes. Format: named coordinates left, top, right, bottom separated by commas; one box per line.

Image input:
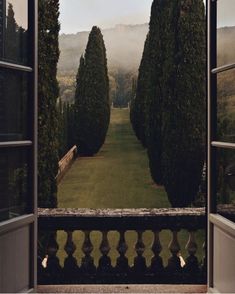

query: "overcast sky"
left=8, top=0, right=28, bottom=29
left=59, top=0, right=235, bottom=34
left=59, top=0, right=153, bottom=33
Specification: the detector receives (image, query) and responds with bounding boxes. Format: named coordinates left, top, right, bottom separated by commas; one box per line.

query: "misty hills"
left=59, top=24, right=235, bottom=76
left=58, top=24, right=235, bottom=105
left=58, top=23, right=149, bottom=75
left=217, top=26, right=235, bottom=66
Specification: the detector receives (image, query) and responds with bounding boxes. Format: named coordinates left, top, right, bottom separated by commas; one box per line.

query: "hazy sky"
left=59, top=0, right=153, bottom=33
left=8, top=0, right=28, bottom=29
left=217, top=0, right=235, bottom=28
left=59, top=0, right=235, bottom=34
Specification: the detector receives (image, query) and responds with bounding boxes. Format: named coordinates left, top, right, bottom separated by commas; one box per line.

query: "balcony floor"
left=37, top=284, right=207, bottom=293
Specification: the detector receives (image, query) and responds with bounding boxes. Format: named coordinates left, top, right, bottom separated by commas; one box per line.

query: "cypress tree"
left=145, top=0, right=175, bottom=185
left=38, top=0, right=60, bottom=207
left=75, top=26, right=110, bottom=156
left=130, top=33, right=150, bottom=147
left=162, top=0, right=206, bottom=207
left=75, top=55, right=85, bottom=103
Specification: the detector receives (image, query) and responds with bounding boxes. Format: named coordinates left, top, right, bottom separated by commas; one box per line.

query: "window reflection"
left=0, top=68, right=28, bottom=141
left=217, top=0, right=235, bottom=67
left=216, top=148, right=235, bottom=222
left=217, top=68, right=235, bottom=142
left=0, top=0, right=28, bottom=64
left=0, top=148, right=29, bottom=222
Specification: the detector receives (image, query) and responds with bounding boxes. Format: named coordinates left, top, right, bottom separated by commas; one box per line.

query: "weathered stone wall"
left=56, top=145, right=77, bottom=183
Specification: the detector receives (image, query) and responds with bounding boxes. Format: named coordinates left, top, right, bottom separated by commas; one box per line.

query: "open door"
left=0, top=0, right=37, bottom=292
left=208, top=0, right=235, bottom=292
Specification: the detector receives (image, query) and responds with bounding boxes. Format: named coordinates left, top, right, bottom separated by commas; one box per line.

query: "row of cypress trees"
left=131, top=0, right=206, bottom=207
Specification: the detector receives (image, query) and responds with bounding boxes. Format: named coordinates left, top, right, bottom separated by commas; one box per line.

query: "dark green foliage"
left=58, top=101, right=76, bottom=158
left=112, top=70, right=135, bottom=108
left=146, top=0, right=177, bottom=186
left=133, top=0, right=206, bottom=207
left=38, top=0, right=60, bottom=208
left=75, top=55, right=85, bottom=102
left=162, top=0, right=206, bottom=207
left=75, top=26, right=110, bottom=156
left=130, top=33, right=150, bottom=147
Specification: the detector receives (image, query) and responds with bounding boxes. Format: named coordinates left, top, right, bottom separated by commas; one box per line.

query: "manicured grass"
left=58, top=108, right=169, bottom=208
left=57, top=108, right=205, bottom=267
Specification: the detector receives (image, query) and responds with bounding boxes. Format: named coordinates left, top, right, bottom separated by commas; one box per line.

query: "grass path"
left=58, top=108, right=169, bottom=208
left=57, top=109, right=204, bottom=267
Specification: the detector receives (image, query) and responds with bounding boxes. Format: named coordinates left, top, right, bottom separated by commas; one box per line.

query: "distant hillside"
left=58, top=23, right=149, bottom=75
left=217, top=26, right=235, bottom=66
left=58, top=24, right=235, bottom=75
left=58, top=25, right=235, bottom=105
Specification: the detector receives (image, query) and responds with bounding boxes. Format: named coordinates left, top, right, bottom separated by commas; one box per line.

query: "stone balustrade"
left=38, top=208, right=206, bottom=285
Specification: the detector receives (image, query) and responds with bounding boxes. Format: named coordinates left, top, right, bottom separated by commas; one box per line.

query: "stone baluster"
left=150, top=230, right=163, bottom=273
left=167, top=230, right=181, bottom=272
left=81, top=230, right=96, bottom=274
left=116, top=231, right=129, bottom=273
left=45, top=232, right=62, bottom=283
left=185, top=230, right=199, bottom=274
left=98, top=231, right=112, bottom=273
left=63, top=231, right=79, bottom=282
left=133, top=231, right=146, bottom=273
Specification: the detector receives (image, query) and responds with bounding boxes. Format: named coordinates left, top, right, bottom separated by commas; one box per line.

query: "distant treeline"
left=58, top=69, right=136, bottom=108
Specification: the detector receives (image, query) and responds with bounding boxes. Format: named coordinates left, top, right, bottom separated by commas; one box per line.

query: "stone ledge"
left=38, top=208, right=206, bottom=231
left=37, top=284, right=207, bottom=293
left=38, top=207, right=205, bottom=217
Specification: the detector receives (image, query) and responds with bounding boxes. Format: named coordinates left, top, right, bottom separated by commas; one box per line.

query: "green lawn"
left=58, top=108, right=169, bottom=208
left=57, top=108, right=205, bottom=267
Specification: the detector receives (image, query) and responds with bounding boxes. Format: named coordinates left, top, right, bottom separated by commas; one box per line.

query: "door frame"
left=207, top=0, right=235, bottom=292
left=0, top=0, right=38, bottom=291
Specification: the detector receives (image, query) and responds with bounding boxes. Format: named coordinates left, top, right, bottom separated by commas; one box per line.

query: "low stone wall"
left=38, top=208, right=206, bottom=285
left=56, top=146, right=77, bottom=183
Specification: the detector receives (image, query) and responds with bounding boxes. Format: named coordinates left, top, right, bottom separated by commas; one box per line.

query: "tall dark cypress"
left=75, top=26, right=110, bottom=156
left=162, top=0, right=206, bottom=207
left=75, top=55, right=85, bottom=103
left=38, top=0, right=60, bottom=207
left=130, top=33, right=150, bottom=147
left=145, top=0, right=175, bottom=185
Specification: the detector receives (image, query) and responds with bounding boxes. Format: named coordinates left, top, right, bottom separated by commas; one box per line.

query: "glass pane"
left=217, top=0, right=235, bottom=67
left=217, top=68, right=235, bottom=142
left=0, top=0, right=28, bottom=65
left=0, top=68, right=28, bottom=141
left=0, top=148, right=29, bottom=222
